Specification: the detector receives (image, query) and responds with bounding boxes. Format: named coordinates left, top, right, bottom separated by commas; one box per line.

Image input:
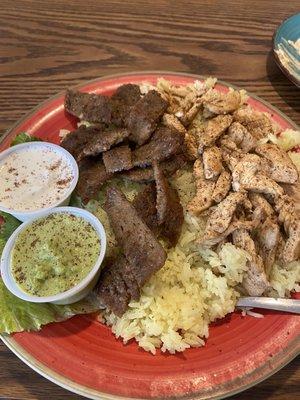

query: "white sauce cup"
left=0, top=142, right=79, bottom=222
left=0, top=207, right=107, bottom=305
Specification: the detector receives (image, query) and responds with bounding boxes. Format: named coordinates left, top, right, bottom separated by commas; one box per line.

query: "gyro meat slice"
left=202, top=146, right=223, bottom=180
left=126, top=90, right=168, bottom=146
left=255, top=143, right=298, bottom=184
left=187, top=159, right=215, bottom=215
left=76, top=158, right=113, bottom=204
left=103, top=145, right=132, bottom=173
left=110, top=84, right=141, bottom=126
left=104, top=187, right=167, bottom=287
left=232, top=229, right=269, bottom=296
left=153, top=161, right=184, bottom=247
left=79, top=127, right=130, bottom=159
left=211, top=170, right=232, bottom=203
left=132, top=183, right=160, bottom=235
left=60, top=125, right=99, bottom=161
left=205, top=191, right=247, bottom=235
left=133, top=126, right=184, bottom=168
left=96, top=255, right=139, bottom=317
left=65, top=89, right=112, bottom=124
left=120, top=154, right=186, bottom=183
left=198, top=114, right=233, bottom=153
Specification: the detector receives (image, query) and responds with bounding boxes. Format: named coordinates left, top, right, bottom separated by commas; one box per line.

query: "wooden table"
left=0, top=0, right=299, bottom=398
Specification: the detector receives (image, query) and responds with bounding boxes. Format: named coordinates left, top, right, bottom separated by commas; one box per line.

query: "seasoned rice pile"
left=85, top=78, right=300, bottom=354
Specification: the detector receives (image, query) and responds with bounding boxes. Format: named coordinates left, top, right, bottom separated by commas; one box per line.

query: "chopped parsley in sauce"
left=12, top=213, right=100, bottom=296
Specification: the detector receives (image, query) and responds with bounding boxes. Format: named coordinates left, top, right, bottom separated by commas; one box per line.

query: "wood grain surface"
left=0, top=0, right=299, bottom=399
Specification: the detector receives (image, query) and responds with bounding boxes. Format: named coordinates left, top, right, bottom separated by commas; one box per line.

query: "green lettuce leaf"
left=0, top=211, right=21, bottom=256
left=11, top=132, right=41, bottom=146
left=0, top=279, right=100, bottom=334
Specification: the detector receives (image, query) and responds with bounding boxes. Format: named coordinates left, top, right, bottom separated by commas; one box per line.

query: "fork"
left=237, top=297, right=300, bottom=314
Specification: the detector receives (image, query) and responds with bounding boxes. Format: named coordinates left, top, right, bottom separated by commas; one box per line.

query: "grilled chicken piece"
left=185, top=131, right=199, bottom=160
left=256, top=218, right=280, bottom=275
left=241, top=174, right=284, bottom=200
left=231, top=154, right=264, bottom=191
left=275, top=195, right=300, bottom=263
left=198, top=219, right=254, bottom=248
left=231, top=154, right=284, bottom=199
left=227, top=122, right=257, bottom=152
left=233, top=106, right=275, bottom=139
left=198, top=114, right=233, bottom=153
left=281, top=220, right=300, bottom=264
left=205, top=191, right=247, bottom=235
left=162, top=114, right=187, bottom=136
left=221, top=146, right=243, bottom=172
left=232, top=229, right=269, bottom=296
left=255, top=143, right=298, bottom=184
left=211, top=170, right=231, bottom=203
left=203, top=146, right=223, bottom=179
left=202, top=88, right=242, bottom=115
left=249, top=192, right=274, bottom=223
left=187, top=159, right=215, bottom=215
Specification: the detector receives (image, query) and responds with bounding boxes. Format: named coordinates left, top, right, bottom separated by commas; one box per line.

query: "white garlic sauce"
left=0, top=144, right=74, bottom=211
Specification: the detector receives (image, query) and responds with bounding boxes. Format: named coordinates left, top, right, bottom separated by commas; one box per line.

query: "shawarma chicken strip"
left=205, top=191, right=247, bottom=235
left=211, top=170, right=231, bottom=203
left=202, top=88, right=242, bottom=115
left=232, top=229, right=269, bottom=296
left=198, top=114, right=233, bottom=153
left=275, top=195, right=300, bottom=263
left=241, top=174, right=284, bottom=200
left=227, top=122, right=257, bottom=152
left=231, top=154, right=284, bottom=199
left=188, top=159, right=215, bottom=215
left=249, top=192, right=274, bottom=223
left=233, top=106, right=275, bottom=139
left=202, top=146, right=223, bottom=179
left=198, top=219, right=254, bottom=248
left=162, top=114, right=187, bottom=136
left=256, top=218, right=280, bottom=275
left=255, top=143, right=298, bottom=184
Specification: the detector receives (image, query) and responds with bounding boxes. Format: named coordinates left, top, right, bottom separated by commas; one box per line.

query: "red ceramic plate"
left=1, top=72, right=299, bottom=400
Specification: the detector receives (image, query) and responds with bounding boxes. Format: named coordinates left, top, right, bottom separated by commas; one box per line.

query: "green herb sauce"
left=12, top=213, right=100, bottom=297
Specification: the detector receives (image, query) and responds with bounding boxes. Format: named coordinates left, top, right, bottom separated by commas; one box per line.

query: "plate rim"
left=1, top=71, right=299, bottom=400
left=2, top=332, right=299, bottom=400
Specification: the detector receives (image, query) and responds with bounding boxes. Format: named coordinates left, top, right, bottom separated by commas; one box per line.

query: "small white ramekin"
left=0, top=207, right=106, bottom=305
left=0, top=142, right=79, bottom=222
